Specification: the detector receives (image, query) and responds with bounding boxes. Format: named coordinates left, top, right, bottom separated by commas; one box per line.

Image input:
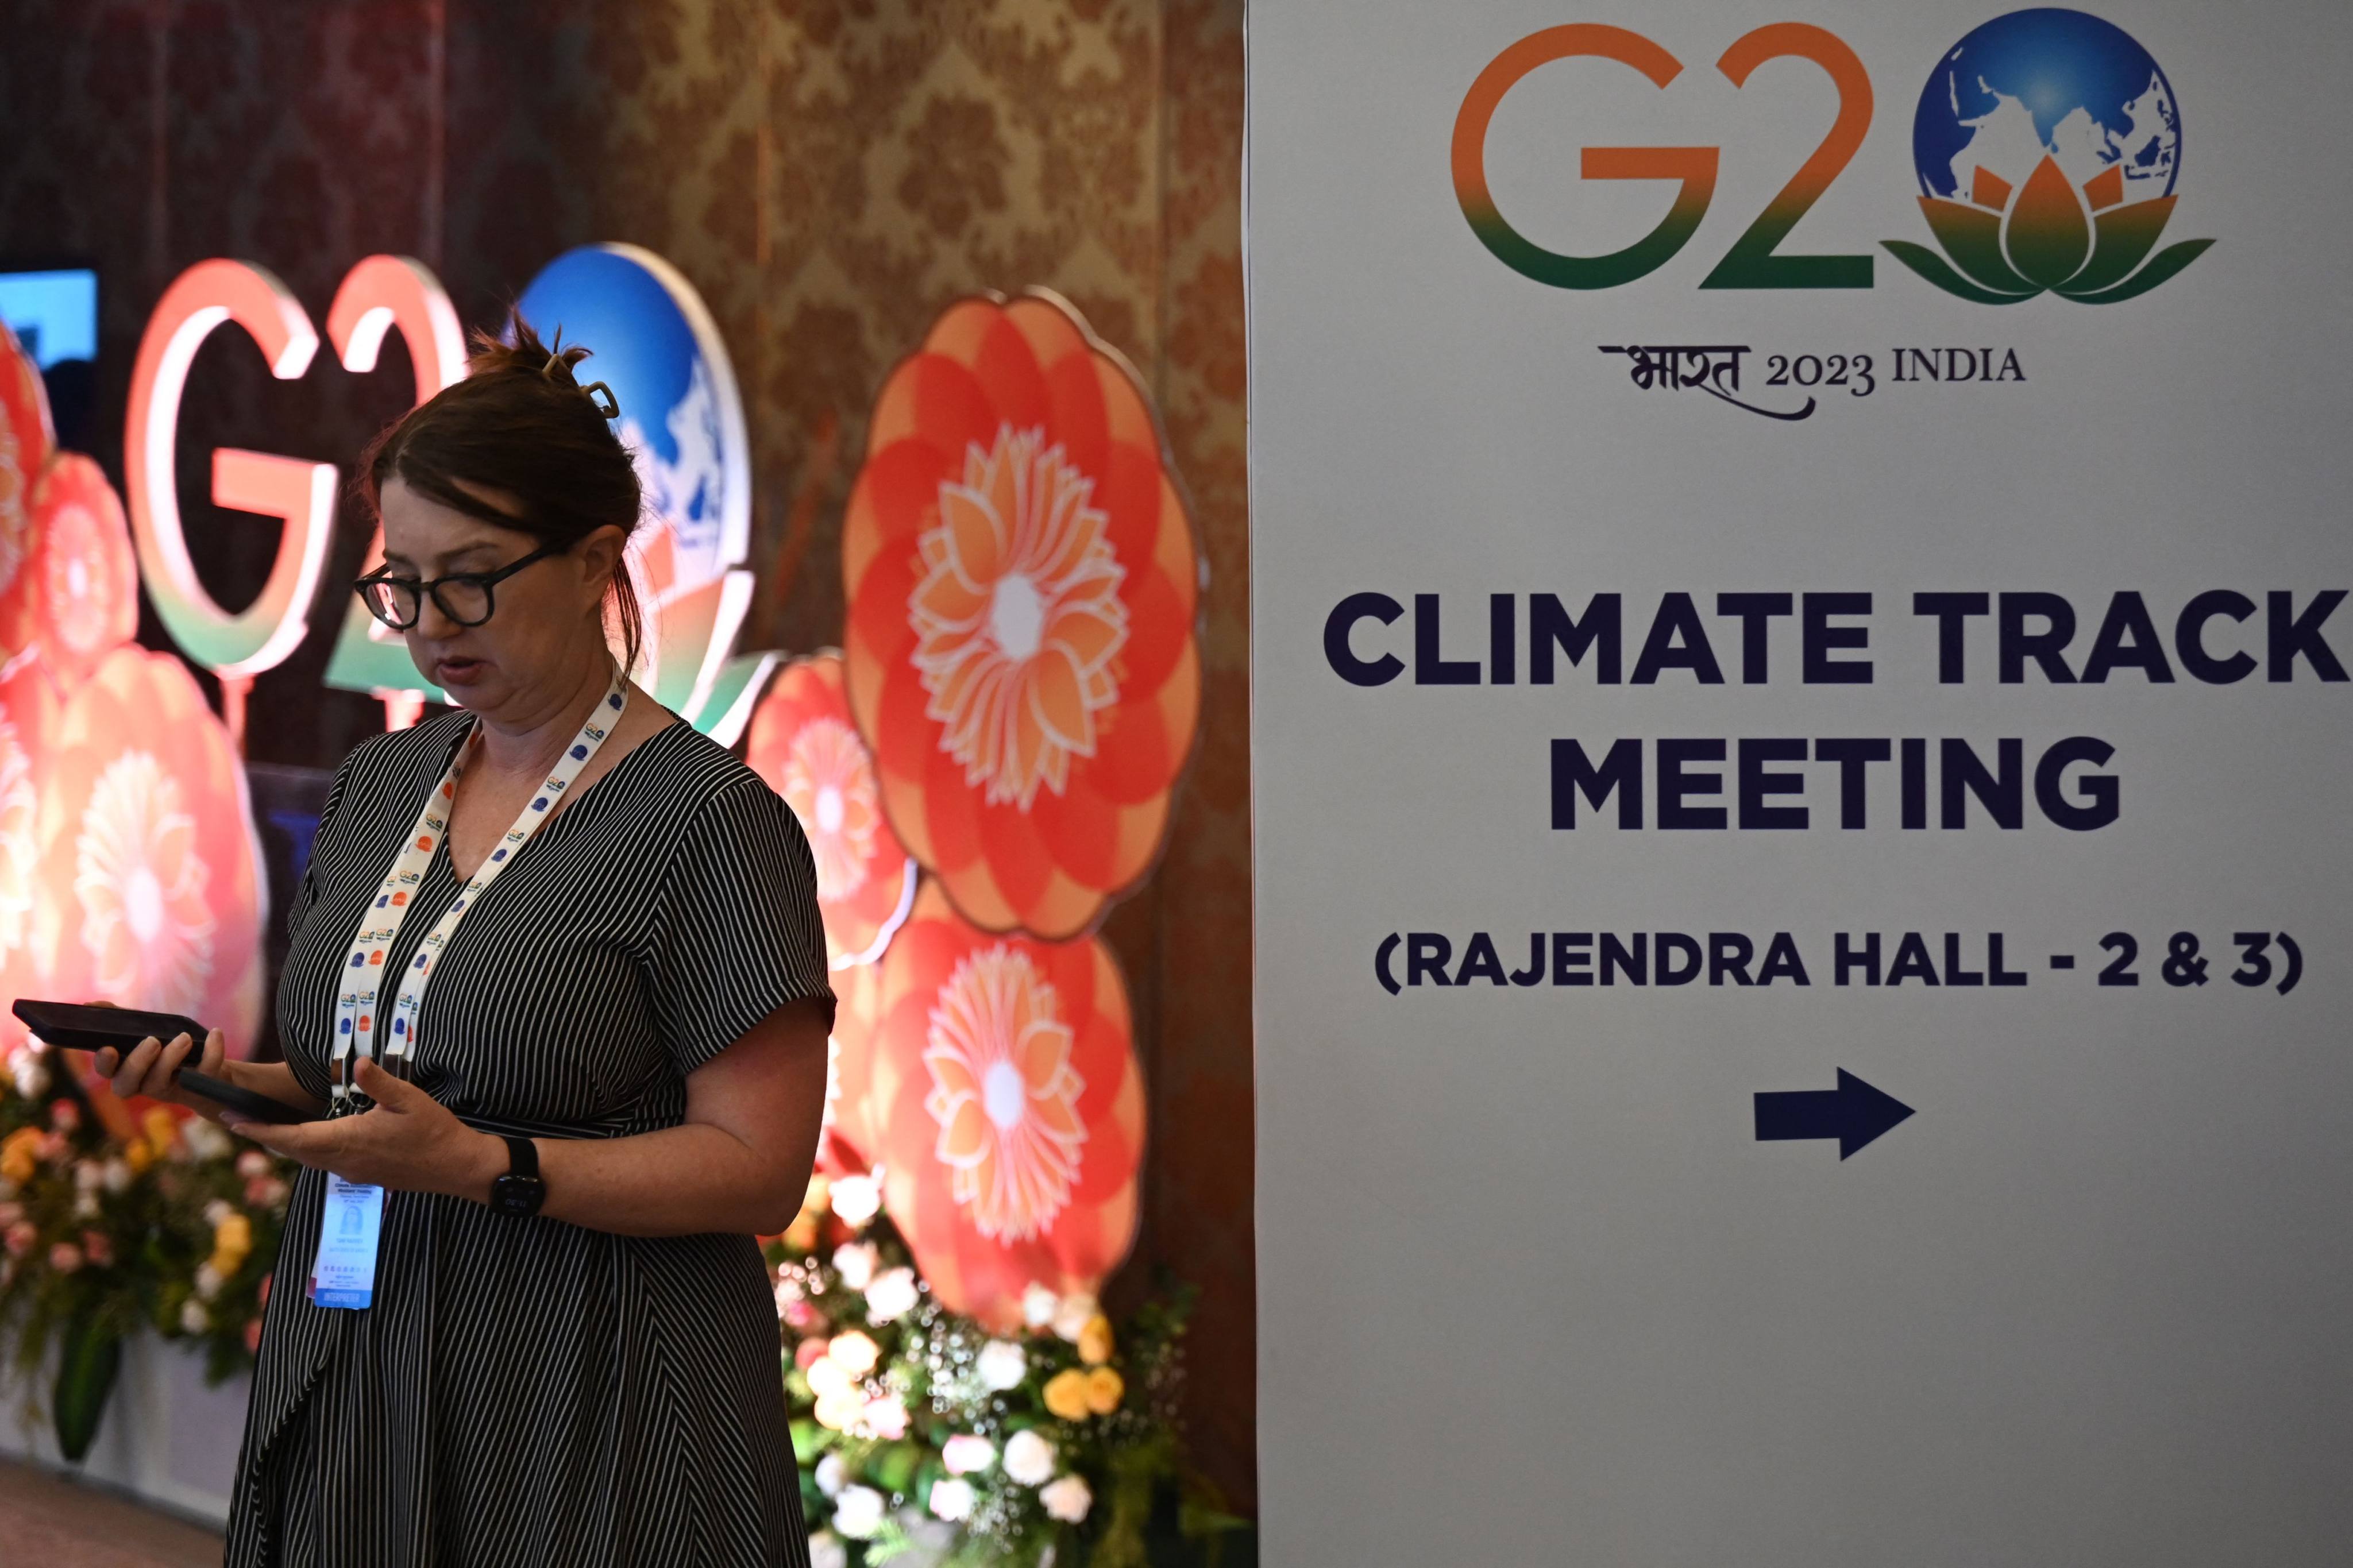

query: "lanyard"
left=330, top=670, right=628, bottom=1102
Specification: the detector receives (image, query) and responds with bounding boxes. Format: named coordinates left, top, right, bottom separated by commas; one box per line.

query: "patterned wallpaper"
left=0, top=0, right=1255, bottom=1507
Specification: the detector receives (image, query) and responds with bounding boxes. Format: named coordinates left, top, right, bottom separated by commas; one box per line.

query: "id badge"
left=308, top=1176, right=385, bottom=1310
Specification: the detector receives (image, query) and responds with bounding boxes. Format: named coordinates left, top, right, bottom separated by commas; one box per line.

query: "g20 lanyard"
left=331, top=670, right=630, bottom=1099
left=310, top=671, right=627, bottom=1311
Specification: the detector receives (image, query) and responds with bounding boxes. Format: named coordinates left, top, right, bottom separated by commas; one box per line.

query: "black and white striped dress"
left=225, top=709, right=829, bottom=1568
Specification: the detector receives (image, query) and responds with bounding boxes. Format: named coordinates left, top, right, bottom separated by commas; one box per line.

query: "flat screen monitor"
left=0, top=265, right=98, bottom=451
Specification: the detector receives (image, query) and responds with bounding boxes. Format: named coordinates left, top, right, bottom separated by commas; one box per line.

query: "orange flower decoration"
left=818, top=958, right=882, bottom=1173
left=867, top=882, right=1143, bottom=1329
left=32, top=647, right=265, bottom=1053
left=24, top=455, right=138, bottom=691
left=745, top=652, right=915, bottom=967
left=0, top=666, right=57, bottom=1064
left=843, top=292, right=1201, bottom=940
left=0, top=324, right=54, bottom=657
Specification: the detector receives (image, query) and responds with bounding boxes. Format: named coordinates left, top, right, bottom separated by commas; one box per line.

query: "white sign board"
left=1248, top=3, right=2351, bottom=1562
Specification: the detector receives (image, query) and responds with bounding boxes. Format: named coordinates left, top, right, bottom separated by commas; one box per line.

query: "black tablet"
left=174, top=1069, right=313, bottom=1126
left=11, top=999, right=206, bottom=1053
left=11, top=999, right=314, bottom=1124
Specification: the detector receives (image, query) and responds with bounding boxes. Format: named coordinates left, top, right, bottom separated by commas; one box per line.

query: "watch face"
left=491, top=1175, right=545, bottom=1216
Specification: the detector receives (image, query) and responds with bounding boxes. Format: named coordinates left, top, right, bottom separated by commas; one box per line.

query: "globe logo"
left=1883, top=8, right=2213, bottom=303
left=514, top=245, right=756, bottom=721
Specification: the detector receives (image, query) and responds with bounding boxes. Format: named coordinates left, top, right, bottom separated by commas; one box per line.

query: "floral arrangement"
left=773, top=1169, right=1240, bottom=1568
left=0, top=1041, right=287, bottom=1458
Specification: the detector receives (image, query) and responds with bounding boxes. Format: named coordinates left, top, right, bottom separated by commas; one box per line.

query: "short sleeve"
left=645, top=776, right=835, bottom=1075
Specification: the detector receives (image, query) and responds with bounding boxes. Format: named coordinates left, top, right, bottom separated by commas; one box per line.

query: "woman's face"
left=377, top=476, right=625, bottom=719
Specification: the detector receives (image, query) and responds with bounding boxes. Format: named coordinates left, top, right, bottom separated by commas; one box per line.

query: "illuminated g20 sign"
left=1452, top=9, right=2212, bottom=302
left=126, top=245, right=771, bottom=737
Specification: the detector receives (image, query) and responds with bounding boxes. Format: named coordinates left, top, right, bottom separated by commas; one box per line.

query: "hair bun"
left=468, top=311, right=595, bottom=388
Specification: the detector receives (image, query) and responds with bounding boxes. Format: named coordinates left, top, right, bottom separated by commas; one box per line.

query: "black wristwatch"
left=488, top=1134, right=546, bottom=1217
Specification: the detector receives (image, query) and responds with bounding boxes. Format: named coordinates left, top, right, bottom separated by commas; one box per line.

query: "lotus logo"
left=1884, top=9, right=2212, bottom=304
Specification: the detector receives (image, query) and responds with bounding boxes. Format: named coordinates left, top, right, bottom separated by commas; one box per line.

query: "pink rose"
left=47, top=1243, right=82, bottom=1274
left=862, top=1394, right=908, bottom=1440
left=47, top=1100, right=78, bottom=1132
left=236, top=1150, right=271, bottom=1179
left=80, top=1230, right=112, bottom=1268
left=795, top=1338, right=831, bottom=1371
left=244, top=1319, right=262, bottom=1353
left=4, top=1222, right=37, bottom=1257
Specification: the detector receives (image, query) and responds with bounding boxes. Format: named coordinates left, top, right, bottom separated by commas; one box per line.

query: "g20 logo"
left=1452, top=9, right=2212, bottom=303
left=125, top=246, right=766, bottom=737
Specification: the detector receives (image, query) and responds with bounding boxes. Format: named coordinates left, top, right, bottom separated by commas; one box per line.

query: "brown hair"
left=358, top=311, right=646, bottom=673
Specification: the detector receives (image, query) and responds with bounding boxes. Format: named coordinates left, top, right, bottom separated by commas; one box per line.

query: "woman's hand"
left=92, top=1021, right=236, bottom=1121
left=225, top=1056, right=504, bottom=1202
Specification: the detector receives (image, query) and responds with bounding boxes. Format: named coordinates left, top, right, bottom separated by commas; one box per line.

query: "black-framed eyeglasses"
left=353, top=540, right=568, bottom=631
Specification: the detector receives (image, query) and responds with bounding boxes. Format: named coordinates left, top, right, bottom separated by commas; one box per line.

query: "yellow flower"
left=123, top=1138, right=154, bottom=1175
left=1083, top=1366, right=1124, bottom=1415
left=209, top=1211, right=253, bottom=1277
left=1077, top=1312, right=1115, bottom=1366
left=1042, top=1368, right=1093, bottom=1422
left=141, top=1107, right=180, bottom=1154
left=0, top=1127, right=43, bottom=1186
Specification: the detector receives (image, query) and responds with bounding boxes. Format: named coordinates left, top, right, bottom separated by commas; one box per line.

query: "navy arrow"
left=1754, top=1069, right=1915, bottom=1159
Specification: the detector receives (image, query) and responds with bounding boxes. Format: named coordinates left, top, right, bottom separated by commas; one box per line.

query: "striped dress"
left=225, top=709, right=829, bottom=1568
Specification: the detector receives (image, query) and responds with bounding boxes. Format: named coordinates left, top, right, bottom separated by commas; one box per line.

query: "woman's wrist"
left=458, top=1129, right=510, bottom=1203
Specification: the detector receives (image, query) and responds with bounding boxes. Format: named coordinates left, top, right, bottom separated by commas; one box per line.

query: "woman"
left=94, top=320, right=831, bottom=1567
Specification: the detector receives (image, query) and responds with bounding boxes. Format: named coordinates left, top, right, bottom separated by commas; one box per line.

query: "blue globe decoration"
left=514, top=245, right=749, bottom=583
left=1884, top=9, right=2212, bottom=304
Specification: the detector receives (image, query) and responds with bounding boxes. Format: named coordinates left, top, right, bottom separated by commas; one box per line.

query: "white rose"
left=184, top=1119, right=230, bottom=1160
left=864, top=1266, right=918, bottom=1324
left=977, top=1338, right=1027, bottom=1392
left=941, top=1434, right=995, bottom=1475
left=807, top=1530, right=847, bottom=1568
left=194, top=1263, right=223, bottom=1301
left=73, top=1160, right=103, bottom=1192
left=203, top=1199, right=233, bottom=1227
left=1041, top=1474, right=1093, bottom=1524
left=814, top=1453, right=846, bottom=1497
left=831, top=1241, right=878, bottom=1290
left=806, top=1356, right=855, bottom=1401
left=1021, top=1281, right=1059, bottom=1328
left=832, top=1485, right=885, bottom=1540
left=928, top=1476, right=976, bottom=1522
left=11, top=1049, right=46, bottom=1099
left=774, top=1276, right=804, bottom=1318
left=179, top=1300, right=209, bottom=1334
left=72, top=1192, right=98, bottom=1219
left=1050, top=1291, right=1098, bottom=1344
left=828, top=1330, right=880, bottom=1377
left=101, top=1160, right=131, bottom=1194
left=828, top=1175, right=881, bottom=1228
left=1002, top=1428, right=1056, bottom=1486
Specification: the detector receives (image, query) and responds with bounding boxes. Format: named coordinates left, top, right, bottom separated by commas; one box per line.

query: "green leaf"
left=52, top=1316, right=121, bottom=1463
left=2061, top=197, right=2177, bottom=296
left=1880, top=242, right=2039, bottom=304
left=2055, top=239, right=2215, bottom=303
left=870, top=1439, right=920, bottom=1497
